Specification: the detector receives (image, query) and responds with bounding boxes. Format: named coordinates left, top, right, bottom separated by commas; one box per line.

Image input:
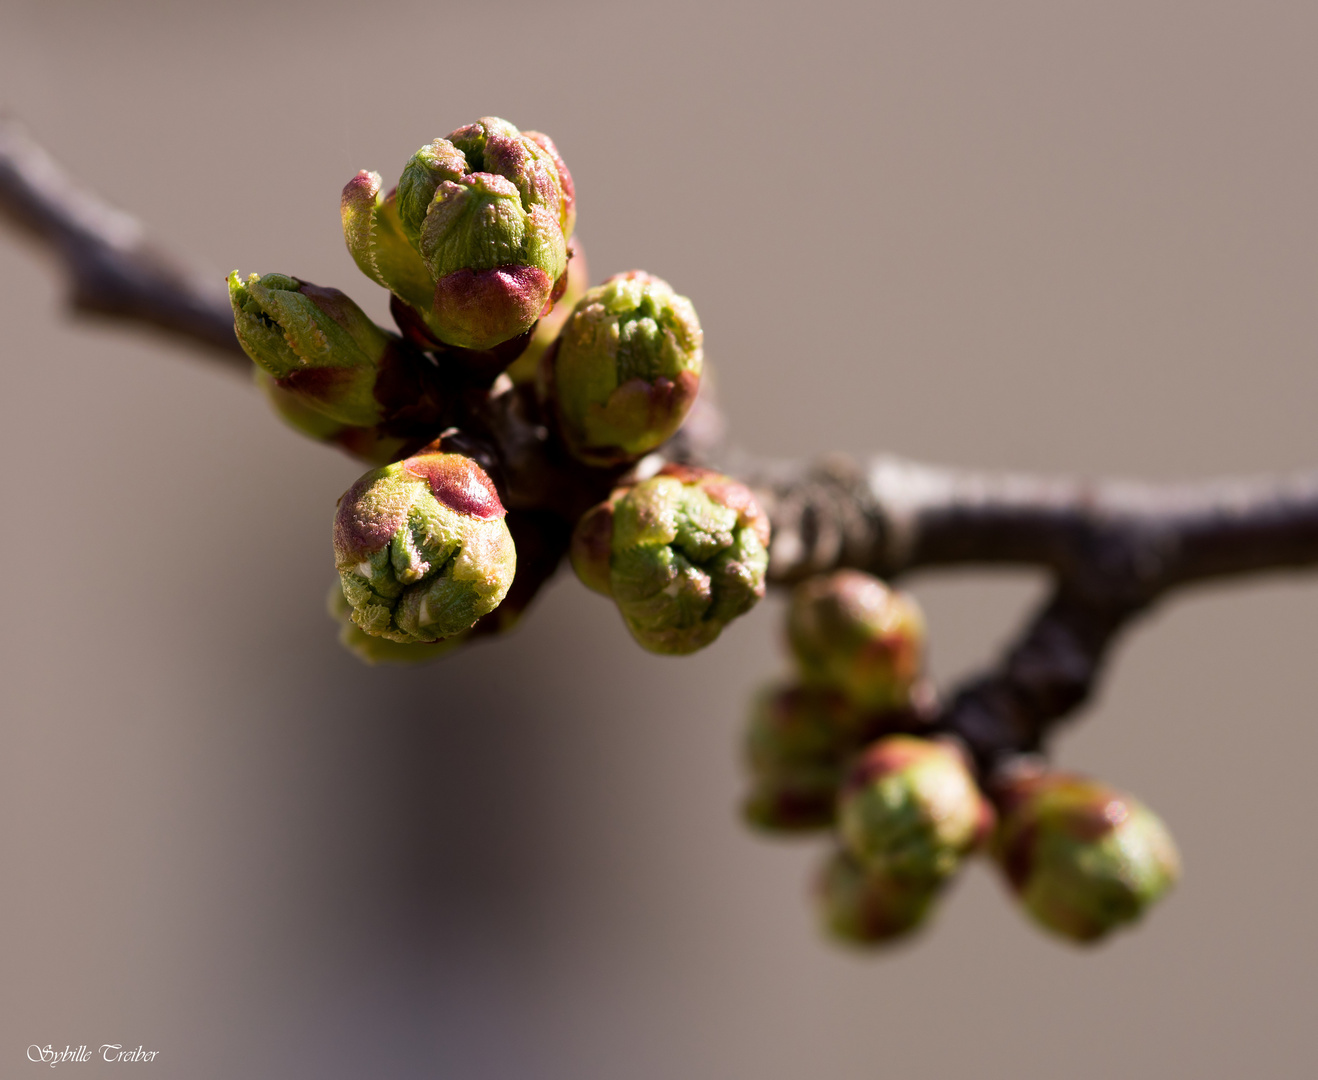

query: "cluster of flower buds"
left=228, top=116, right=733, bottom=662
left=548, top=271, right=761, bottom=653
left=230, top=116, right=586, bottom=473
left=743, top=569, right=967, bottom=945
left=228, top=115, right=1187, bottom=954
left=745, top=571, right=934, bottom=832
left=743, top=568, right=1179, bottom=949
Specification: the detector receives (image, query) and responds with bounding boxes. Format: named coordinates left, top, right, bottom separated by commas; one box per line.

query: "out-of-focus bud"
left=815, top=849, right=940, bottom=947
left=569, top=465, right=770, bottom=654
left=505, top=240, right=588, bottom=385
left=743, top=767, right=843, bottom=832
left=837, top=735, right=991, bottom=883
left=333, top=451, right=517, bottom=643
left=229, top=271, right=394, bottom=428
left=746, top=684, right=861, bottom=775
left=254, top=371, right=410, bottom=467
left=742, top=683, right=944, bottom=835
left=542, top=271, right=703, bottom=466
left=787, top=570, right=926, bottom=709
left=255, top=369, right=347, bottom=442
left=743, top=683, right=859, bottom=832
left=327, top=583, right=467, bottom=665
left=385, top=117, right=572, bottom=351
left=991, top=771, right=1180, bottom=943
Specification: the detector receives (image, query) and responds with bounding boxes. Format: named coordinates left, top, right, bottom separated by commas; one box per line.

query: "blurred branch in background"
left=0, top=116, right=243, bottom=366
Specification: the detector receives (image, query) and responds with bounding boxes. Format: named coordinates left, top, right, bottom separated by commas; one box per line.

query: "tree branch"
left=0, top=117, right=244, bottom=367
left=752, top=454, right=1318, bottom=587
left=751, top=455, right=1318, bottom=769
left=6, top=121, right=1317, bottom=775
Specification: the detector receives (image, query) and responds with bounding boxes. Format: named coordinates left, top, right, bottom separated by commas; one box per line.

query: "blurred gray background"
left=2, top=1, right=1317, bottom=1077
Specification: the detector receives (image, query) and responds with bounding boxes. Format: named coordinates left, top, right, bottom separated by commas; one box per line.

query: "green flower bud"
left=746, top=683, right=862, bottom=775
left=256, top=369, right=344, bottom=441
left=327, top=583, right=467, bottom=665
left=389, top=117, right=573, bottom=351
left=543, top=271, right=704, bottom=466
left=229, top=271, right=395, bottom=428
left=328, top=511, right=567, bottom=662
left=341, top=169, right=439, bottom=316
left=505, top=240, right=589, bottom=385
left=991, top=771, right=1180, bottom=943
left=742, top=683, right=941, bottom=837
left=522, top=129, right=576, bottom=239
left=837, top=735, right=991, bottom=883
left=570, top=465, right=770, bottom=655
left=743, top=767, right=842, bottom=833
left=395, top=139, right=469, bottom=248
left=742, top=685, right=880, bottom=834
left=787, top=570, right=926, bottom=709
left=815, top=849, right=940, bottom=947
left=333, top=451, right=517, bottom=643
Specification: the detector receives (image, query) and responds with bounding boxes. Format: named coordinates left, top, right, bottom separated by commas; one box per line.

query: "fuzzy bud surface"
left=545, top=271, right=703, bottom=465
left=381, top=117, right=572, bottom=351
left=569, top=465, right=769, bottom=654
left=229, top=271, right=396, bottom=428
left=334, top=452, right=516, bottom=643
